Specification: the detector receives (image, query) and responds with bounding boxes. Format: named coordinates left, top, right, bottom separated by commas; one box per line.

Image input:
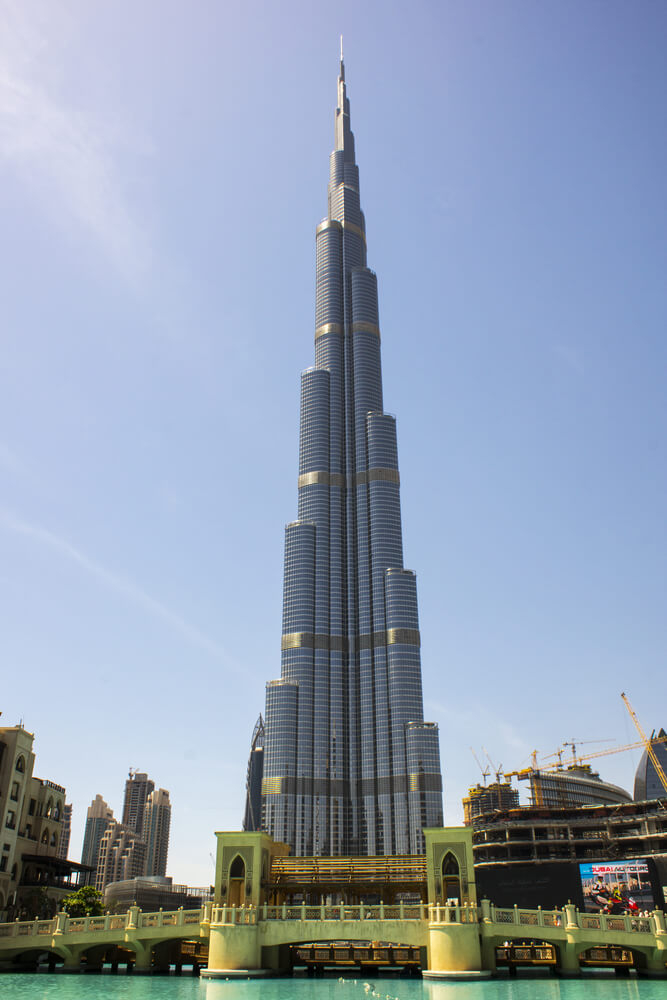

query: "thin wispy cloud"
left=426, top=697, right=532, bottom=763
left=0, top=441, right=21, bottom=474
left=0, top=507, right=244, bottom=673
left=0, top=1, right=151, bottom=282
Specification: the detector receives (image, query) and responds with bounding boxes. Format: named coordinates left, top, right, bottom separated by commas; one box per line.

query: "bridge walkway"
left=0, top=900, right=665, bottom=976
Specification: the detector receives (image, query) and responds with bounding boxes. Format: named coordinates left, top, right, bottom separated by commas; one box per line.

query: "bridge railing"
left=0, top=906, right=207, bottom=940
left=0, top=918, right=56, bottom=939
left=210, top=902, right=426, bottom=924
left=482, top=901, right=661, bottom=936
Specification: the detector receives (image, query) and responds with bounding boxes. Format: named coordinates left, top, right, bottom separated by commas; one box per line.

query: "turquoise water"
left=0, top=976, right=666, bottom=1000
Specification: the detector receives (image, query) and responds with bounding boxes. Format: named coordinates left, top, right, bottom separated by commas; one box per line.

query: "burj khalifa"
left=253, top=52, right=443, bottom=857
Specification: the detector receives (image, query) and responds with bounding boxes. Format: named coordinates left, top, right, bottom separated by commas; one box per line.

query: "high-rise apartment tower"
left=143, top=788, right=171, bottom=877
left=122, top=770, right=154, bottom=839
left=81, top=794, right=114, bottom=884
left=254, top=54, right=443, bottom=857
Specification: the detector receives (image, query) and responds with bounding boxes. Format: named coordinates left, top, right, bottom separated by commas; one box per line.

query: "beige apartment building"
left=95, top=821, right=147, bottom=891
left=0, top=724, right=87, bottom=919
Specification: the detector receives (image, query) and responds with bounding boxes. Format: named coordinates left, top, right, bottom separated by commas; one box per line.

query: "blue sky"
left=1, top=0, right=666, bottom=886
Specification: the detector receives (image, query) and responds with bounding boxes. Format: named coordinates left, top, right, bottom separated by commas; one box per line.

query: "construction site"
left=461, top=694, right=667, bottom=911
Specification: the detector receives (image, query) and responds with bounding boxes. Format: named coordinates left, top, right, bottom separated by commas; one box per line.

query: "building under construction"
left=521, top=764, right=631, bottom=809
left=470, top=797, right=667, bottom=910
left=463, top=783, right=518, bottom=825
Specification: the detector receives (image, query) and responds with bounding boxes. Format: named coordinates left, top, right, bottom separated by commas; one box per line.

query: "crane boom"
left=621, top=692, right=667, bottom=796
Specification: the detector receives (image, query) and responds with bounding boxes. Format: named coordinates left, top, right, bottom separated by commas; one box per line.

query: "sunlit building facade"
left=256, top=55, right=443, bottom=857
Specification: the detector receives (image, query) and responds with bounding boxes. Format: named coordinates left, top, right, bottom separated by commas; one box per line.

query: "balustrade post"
left=301, top=902, right=306, bottom=921
left=652, top=909, right=666, bottom=935
left=435, top=902, right=441, bottom=923
left=399, top=900, right=404, bottom=920
left=563, top=904, right=578, bottom=931
left=360, top=901, right=364, bottom=920
left=263, top=902, right=268, bottom=921
left=538, top=905, right=544, bottom=927
left=380, top=901, right=385, bottom=921
left=54, top=911, right=68, bottom=935
left=178, top=907, right=185, bottom=927
left=104, top=914, right=111, bottom=930
left=339, top=903, right=343, bottom=921
left=513, top=903, right=519, bottom=925
left=282, top=902, right=287, bottom=920
left=480, top=898, right=492, bottom=923
left=419, top=902, right=424, bottom=921
left=320, top=902, right=325, bottom=920
left=158, top=908, right=164, bottom=927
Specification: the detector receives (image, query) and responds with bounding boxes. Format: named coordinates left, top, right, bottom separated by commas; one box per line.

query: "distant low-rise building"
left=104, top=875, right=211, bottom=912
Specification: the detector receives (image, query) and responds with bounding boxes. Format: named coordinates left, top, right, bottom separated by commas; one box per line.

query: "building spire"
left=335, top=42, right=354, bottom=161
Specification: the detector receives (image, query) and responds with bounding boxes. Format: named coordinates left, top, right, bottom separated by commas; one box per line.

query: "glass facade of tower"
left=259, top=58, right=443, bottom=857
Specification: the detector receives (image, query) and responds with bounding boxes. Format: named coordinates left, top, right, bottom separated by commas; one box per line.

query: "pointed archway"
left=229, top=855, right=246, bottom=907
left=442, top=852, right=461, bottom=903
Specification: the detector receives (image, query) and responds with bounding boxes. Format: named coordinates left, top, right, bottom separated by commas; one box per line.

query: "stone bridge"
left=1, top=900, right=666, bottom=977
left=0, top=904, right=209, bottom=971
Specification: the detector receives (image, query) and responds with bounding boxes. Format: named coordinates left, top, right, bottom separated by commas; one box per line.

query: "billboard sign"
left=579, top=860, right=655, bottom=914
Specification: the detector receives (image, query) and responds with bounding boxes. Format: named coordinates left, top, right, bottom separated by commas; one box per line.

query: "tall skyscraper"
left=81, top=794, right=114, bottom=884
left=255, top=53, right=443, bottom=858
left=143, top=788, right=171, bottom=877
left=122, top=770, right=154, bottom=839
left=634, top=728, right=667, bottom=800
left=243, top=715, right=265, bottom=833
left=57, top=802, right=72, bottom=860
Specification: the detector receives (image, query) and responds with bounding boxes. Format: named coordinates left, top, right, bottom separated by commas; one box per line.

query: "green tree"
left=60, top=885, right=104, bottom=916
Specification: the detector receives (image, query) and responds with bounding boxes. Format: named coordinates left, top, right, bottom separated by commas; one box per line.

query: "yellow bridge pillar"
left=202, top=907, right=265, bottom=979
left=424, top=904, right=490, bottom=980
left=557, top=903, right=582, bottom=976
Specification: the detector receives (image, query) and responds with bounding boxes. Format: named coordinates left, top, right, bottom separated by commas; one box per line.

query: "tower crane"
left=482, top=747, right=505, bottom=785
left=621, top=692, right=667, bottom=796
left=469, top=748, right=490, bottom=786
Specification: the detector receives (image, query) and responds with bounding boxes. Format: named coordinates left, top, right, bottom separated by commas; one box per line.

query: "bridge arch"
left=575, top=939, right=657, bottom=969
